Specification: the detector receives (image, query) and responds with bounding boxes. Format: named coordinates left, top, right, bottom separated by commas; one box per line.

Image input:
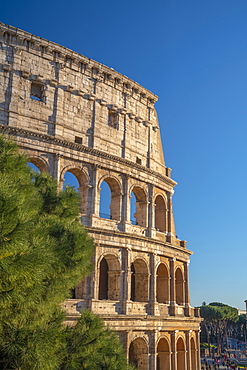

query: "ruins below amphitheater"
left=0, top=22, right=201, bottom=370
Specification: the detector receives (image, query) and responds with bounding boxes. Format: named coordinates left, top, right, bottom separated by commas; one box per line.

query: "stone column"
left=148, top=183, right=156, bottom=238
left=122, top=247, right=132, bottom=314
left=149, top=253, right=158, bottom=315
left=185, top=330, right=191, bottom=370
left=184, top=261, right=191, bottom=316
left=169, top=258, right=176, bottom=316
left=167, top=191, right=173, bottom=242
left=170, top=331, right=177, bottom=370
left=53, top=153, right=63, bottom=189
left=89, top=164, right=99, bottom=227
left=121, top=174, right=130, bottom=232
left=125, top=330, right=131, bottom=362
left=78, top=185, right=90, bottom=214
left=88, top=247, right=98, bottom=310
left=195, top=330, right=201, bottom=370
left=150, top=330, right=157, bottom=370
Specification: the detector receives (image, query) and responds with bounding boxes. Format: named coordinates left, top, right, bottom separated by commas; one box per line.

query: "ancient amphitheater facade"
left=0, top=22, right=201, bottom=370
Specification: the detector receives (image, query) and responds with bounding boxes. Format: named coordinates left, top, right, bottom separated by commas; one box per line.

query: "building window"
left=75, top=136, right=82, bottom=144
left=136, top=157, right=142, bottom=165
left=30, top=82, right=43, bottom=101
left=108, top=111, right=119, bottom=129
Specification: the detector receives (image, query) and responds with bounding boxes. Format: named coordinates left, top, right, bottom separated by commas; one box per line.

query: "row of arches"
left=100, top=179, right=167, bottom=230
left=97, top=254, right=185, bottom=305
left=27, top=159, right=170, bottom=232
left=129, top=336, right=197, bottom=370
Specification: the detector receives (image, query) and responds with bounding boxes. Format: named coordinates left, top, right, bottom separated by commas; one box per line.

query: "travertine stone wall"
left=0, top=22, right=201, bottom=370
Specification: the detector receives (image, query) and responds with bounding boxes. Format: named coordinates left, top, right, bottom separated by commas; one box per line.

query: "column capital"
left=170, top=330, right=179, bottom=336
left=185, top=330, right=193, bottom=336
left=55, top=152, right=63, bottom=159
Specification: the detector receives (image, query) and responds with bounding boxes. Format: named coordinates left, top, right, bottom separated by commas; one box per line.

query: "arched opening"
left=129, top=338, right=148, bottom=370
left=98, top=254, right=121, bottom=301
left=154, top=195, right=167, bottom=232
left=157, top=338, right=170, bottom=370
left=63, top=171, right=79, bottom=190
left=62, top=168, right=88, bottom=214
left=156, top=263, right=169, bottom=304
left=99, top=177, right=121, bottom=220
left=176, top=337, right=186, bottom=370
left=191, top=337, right=197, bottom=370
left=100, top=181, right=111, bottom=219
left=27, top=162, right=40, bottom=173
left=99, top=257, right=108, bottom=300
left=130, top=191, right=137, bottom=224
left=28, top=156, right=48, bottom=172
left=175, top=268, right=184, bottom=306
left=130, top=186, right=147, bottom=227
left=130, top=259, right=149, bottom=302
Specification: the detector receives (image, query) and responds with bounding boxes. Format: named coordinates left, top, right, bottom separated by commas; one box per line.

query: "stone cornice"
left=0, top=22, right=158, bottom=104
left=86, top=226, right=192, bottom=258
left=0, top=124, right=177, bottom=188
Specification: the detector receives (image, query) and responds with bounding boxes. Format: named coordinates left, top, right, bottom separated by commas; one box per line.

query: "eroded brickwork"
left=0, top=22, right=201, bottom=370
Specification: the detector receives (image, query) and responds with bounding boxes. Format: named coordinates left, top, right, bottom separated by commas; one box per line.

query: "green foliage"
left=200, top=302, right=239, bottom=355
left=61, top=311, right=134, bottom=370
left=0, top=136, right=132, bottom=370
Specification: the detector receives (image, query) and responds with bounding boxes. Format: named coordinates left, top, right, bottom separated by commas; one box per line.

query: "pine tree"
left=0, top=136, right=94, bottom=369
left=61, top=310, right=135, bottom=370
left=0, top=136, right=134, bottom=370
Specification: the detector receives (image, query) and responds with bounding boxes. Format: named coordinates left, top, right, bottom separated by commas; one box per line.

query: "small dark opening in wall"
left=30, top=82, right=43, bottom=101
left=75, top=136, right=82, bottom=144
left=136, top=157, right=142, bottom=165
left=108, top=111, right=119, bottom=129
left=70, top=288, right=76, bottom=299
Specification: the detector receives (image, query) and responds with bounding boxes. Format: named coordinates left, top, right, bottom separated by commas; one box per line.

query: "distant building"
left=0, top=22, right=201, bottom=369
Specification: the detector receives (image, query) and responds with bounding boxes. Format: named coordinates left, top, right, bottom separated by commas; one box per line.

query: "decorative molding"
left=0, top=124, right=176, bottom=189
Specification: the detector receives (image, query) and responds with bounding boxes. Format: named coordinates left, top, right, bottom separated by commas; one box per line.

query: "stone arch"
left=130, top=185, right=148, bottom=227
left=98, top=254, right=121, bottom=301
left=176, top=337, right=186, bottom=370
left=129, top=337, right=149, bottom=370
left=156, top=263, right=169, bottom=304
left=131, top=258, right=149, bottom=302
left=175, top=267, right=184, bottom=306
left=190, top=336, right=197, bottom=370
left=157, top=337, right=171, bottom=370
left=61, top=165, right=89, bottom=214
left=99, top=175, right=122, bottom=220
left=28, top=156, right=49, bottom=172
left=154, top=194, right=167, bottom=232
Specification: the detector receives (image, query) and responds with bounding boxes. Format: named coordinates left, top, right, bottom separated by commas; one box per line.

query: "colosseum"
left=0, top=22, right=201, bottom=370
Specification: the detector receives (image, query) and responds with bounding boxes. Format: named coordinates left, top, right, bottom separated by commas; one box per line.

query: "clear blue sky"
left=3, top=0, right=247, bottom=310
